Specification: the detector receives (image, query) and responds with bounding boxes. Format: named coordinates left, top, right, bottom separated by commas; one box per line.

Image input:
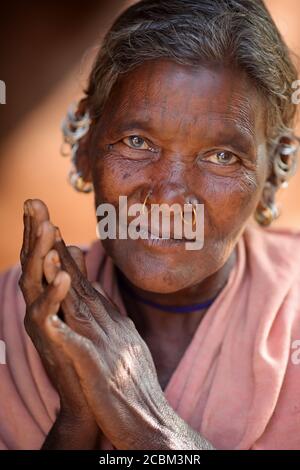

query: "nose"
left=143, top=183, right=198, bottom=209
left=141, top=183, right=199, bottom=238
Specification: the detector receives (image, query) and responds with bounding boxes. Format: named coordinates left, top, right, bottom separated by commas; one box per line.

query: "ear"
left=254, top=134, right=299, bottom=226
left=73, top=99, right=93, bottom=184
left=74, top=127, right=93, bottom=184
left=267, top=134, right=299, bottom=189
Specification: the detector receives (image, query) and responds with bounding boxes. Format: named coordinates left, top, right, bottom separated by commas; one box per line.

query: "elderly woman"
left=1, top=0, right=300, bottom=451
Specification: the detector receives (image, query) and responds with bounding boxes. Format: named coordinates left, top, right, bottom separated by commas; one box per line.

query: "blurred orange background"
left=0, top=0, right=299, bottom=272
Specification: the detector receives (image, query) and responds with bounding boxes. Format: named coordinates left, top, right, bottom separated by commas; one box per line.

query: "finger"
left=30, top=271, right=71, bottom=327
left=67, top=246, right=87, bottom=277
left=45, top=315, right=109, bottom=427
left=54, top=232, right=100, bottom=303
left=62, top=276, right=115, bottom=334
left=91, top=282, right=120, bottom=313
left=43, top=246, right=86, bottom=286
left=44, top=246, right=95, bottom=329
left=91, top=282, right=107, bottom=297
left=54, top=233, right=111, bottom=309
left=54, top=234, right=115, bottom=329
left=20, top=201, right=31, bottom=267
left=45, top=314, right=105, bottom=388
left=20, top=198, right=50, bottom=270
left=20, top=221, right=56, bottom=304
left=44, top=249, right=61, bottom=284
left=54, top=231, right=87, bottom=290
left=27, top=199, right=50, bottom=253
left=56, top=241, right=100, bottom=324
left=43, top=241, right=100, bottom=334
left=63, top=246, right=94, bottom=329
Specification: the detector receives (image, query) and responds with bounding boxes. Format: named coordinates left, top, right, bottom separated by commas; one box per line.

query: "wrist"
left=154, top=402, right=215, bottom=450
left=118, top=395, right=179, bottom=450
left=58, top=406, right=95, bottom=427
left=41, top=409, right=99, bottom=450
left=119, top=396, right=211, bottom=450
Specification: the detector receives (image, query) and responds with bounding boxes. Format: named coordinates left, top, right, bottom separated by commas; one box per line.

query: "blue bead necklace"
left=117, top=272, right=217, bottom=314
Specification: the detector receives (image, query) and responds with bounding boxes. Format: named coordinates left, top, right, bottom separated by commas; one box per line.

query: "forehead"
left=104, top=59, right=265, bottom=142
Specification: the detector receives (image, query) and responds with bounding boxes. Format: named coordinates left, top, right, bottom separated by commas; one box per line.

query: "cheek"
left=92, top=152, right=146, bottom=204
left=200, top=169, right=262, bottom=238
left=91, top=153, right=266, bottom=292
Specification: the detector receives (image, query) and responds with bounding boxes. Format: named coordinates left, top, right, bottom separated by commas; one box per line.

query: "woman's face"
left=86, top=59, right=269, bottom=293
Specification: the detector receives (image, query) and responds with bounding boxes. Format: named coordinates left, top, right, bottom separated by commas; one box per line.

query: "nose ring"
left=181, top=205, right=197, bottom=227
left=142, top=190, right=154, bottom=214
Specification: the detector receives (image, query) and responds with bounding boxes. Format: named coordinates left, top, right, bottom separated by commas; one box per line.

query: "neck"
left=116, top=248, right=236, bottom=337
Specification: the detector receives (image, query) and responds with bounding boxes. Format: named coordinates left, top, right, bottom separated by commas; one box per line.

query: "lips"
left=138, top=224, right=188, bottom=241
left=118, top=218, right=196, bottom=242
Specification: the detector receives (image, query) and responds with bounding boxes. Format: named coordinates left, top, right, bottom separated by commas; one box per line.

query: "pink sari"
left=1, top=225, right=300, bottom=449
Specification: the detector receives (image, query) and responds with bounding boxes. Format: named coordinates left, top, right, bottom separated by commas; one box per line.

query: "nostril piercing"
left=142, top=190, right=154, bottom=214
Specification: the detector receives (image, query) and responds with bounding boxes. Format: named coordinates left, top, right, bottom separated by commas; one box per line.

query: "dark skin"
left=81, top=60, right=268, bottom=389
left=20, top=201, right=214, bottom=450
left=19, top=60, right=272, bottom=449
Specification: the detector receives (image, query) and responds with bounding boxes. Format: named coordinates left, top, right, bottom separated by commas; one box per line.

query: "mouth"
left=140, top=224, right=189, bottom=240
left=136, top=225, right=188, bottom=250
left=115, top=221, right=195, bottom=251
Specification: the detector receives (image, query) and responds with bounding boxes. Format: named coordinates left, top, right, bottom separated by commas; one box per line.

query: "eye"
left=122, top=135, right=151, bottom=150
left=204, top=151, right=239, bottom=165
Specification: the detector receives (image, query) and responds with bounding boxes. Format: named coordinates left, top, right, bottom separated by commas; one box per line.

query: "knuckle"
left=75, top=299, right=94, bottom=323
left=18, top=273, right=30, bottom=292
left=18, top=274, right=32, bottom=297
left=30, top=304, right=41, bottom=324
left=93, top=334, right=105, bottom=351
left=122, top=316, right=135, bottom=330
left=80, top=278, right=96, bottom=298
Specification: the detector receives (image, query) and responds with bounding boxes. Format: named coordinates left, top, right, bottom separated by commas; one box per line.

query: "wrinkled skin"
left=19, top=202, right=99, bottom=449
left=83, top=61, right=268, bottom=294
left=19, top=60, right=272, bottom=449
left=20, top=199, right=213, bottom=450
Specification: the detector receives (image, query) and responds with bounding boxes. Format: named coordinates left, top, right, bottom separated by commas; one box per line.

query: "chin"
left=104, top=238, right=221, bottom=294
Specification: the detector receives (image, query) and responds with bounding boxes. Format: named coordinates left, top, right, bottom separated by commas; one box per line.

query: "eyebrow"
left=111, top=120, right=157, bottom=135
left=205, top=116, right=257, bottom=151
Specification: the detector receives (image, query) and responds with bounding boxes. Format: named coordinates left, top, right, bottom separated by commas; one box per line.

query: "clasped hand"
left=19, top=199, right=170, bottom=450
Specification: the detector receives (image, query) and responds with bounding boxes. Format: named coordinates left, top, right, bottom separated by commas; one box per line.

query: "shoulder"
left=242, top=226, right=300, bottom=449
left=242, top=224, right=300, bottom=284
left=244, top=224, right=300, bottom=255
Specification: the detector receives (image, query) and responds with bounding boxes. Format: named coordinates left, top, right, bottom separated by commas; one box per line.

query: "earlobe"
left=254, top=134, right=299, bottom=226
left=61, top=99, right=94, bottom=193
left=272, top=135, right=299, bottom=187
left=254, top=181, right=279, bottom=226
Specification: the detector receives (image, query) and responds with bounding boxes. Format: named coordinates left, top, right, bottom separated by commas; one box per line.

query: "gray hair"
left=85, top=0, right=299, bottom=151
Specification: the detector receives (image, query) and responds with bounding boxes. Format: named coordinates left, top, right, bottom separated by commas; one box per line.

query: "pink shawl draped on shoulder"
left=1, top=225, right=300, bottom=450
